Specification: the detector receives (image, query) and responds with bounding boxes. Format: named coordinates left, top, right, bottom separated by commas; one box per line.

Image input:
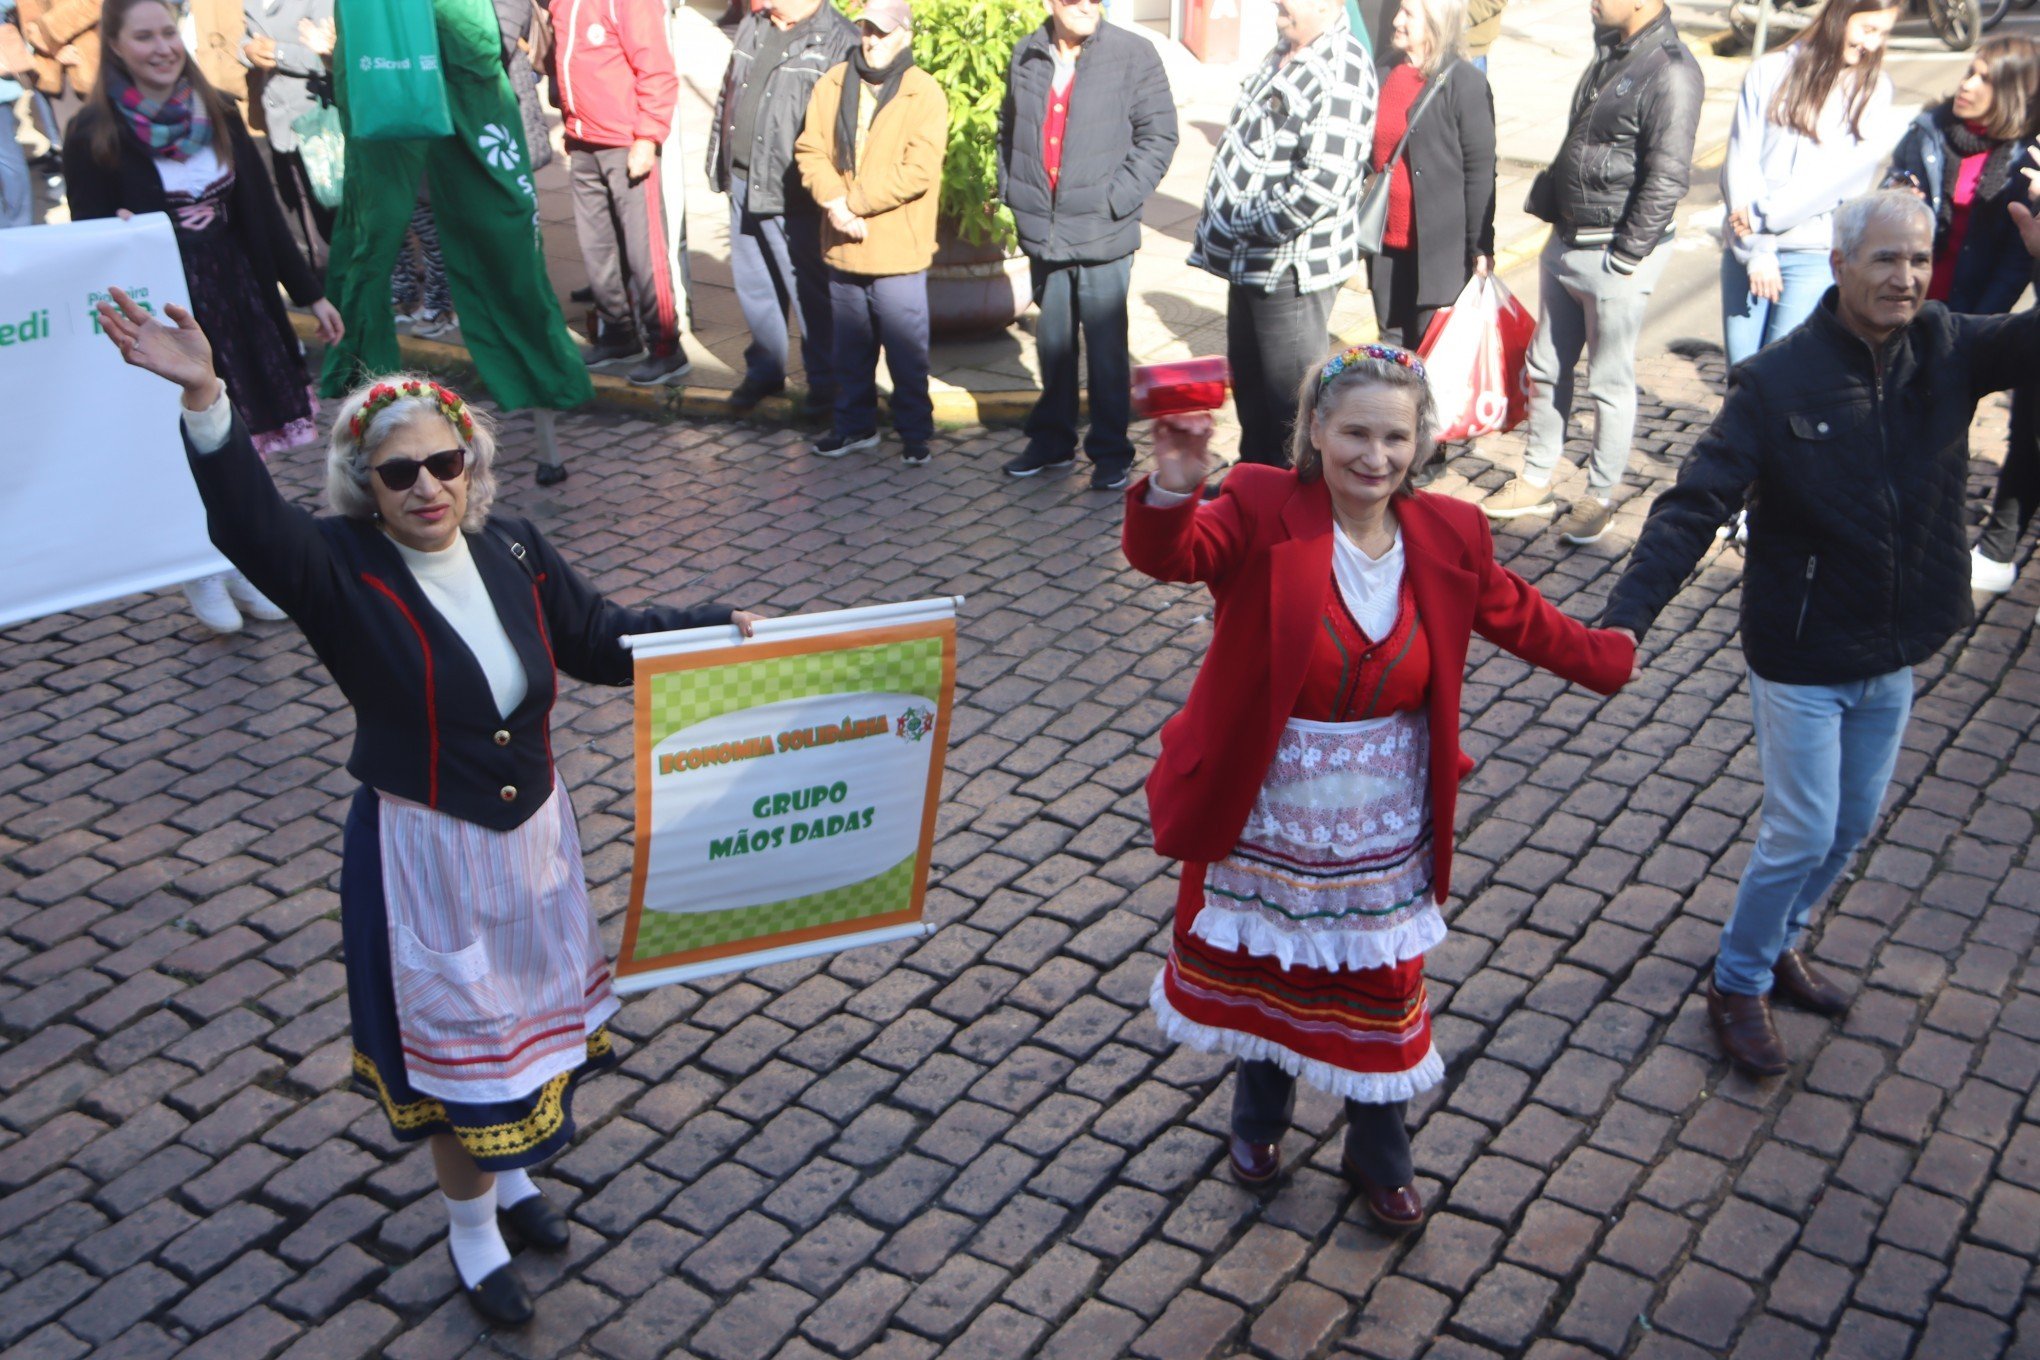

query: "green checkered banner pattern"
left=617, top=602, right=958, bottom=993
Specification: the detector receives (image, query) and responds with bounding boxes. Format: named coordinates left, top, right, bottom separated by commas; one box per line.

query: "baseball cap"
left=857, top=0, right=912, bottom=32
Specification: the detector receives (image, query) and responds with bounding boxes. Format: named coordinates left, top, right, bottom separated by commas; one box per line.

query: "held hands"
left=96, top=286, right=222, bottom=410
left=1151, top=412, right=1218, bottom=495
left=823, top=198, right=867, bottom=242
left=1607, top=627, right=1641, bottom=684
left=1745, top=254, right=1783, bottom=304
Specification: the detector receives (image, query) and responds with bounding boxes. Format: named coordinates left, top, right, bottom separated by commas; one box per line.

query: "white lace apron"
left=377, top=785, right=620, bottom=1103
left=1194, top=710, right=1446, bottom=972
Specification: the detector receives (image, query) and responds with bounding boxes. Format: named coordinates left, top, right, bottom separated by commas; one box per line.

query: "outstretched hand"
left=1151, top=412, right=1218, bottom=494
left=2013, top=200, right=2040, bottom=261
left=96, top=286, right=222, bottom=409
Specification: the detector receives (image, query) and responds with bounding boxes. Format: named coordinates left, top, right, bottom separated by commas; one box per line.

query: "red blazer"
left=1123, top=466, right=1635, bottom=904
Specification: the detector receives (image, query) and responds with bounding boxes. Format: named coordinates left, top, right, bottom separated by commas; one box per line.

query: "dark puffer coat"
left=1604, top=293, right=2040, bottom=684
left=1532, top=6, right=1701, bottom=270
left=996, top=21, right=1179, bottom=264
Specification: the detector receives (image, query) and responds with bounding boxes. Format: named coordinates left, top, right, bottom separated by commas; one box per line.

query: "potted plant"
left=908, top=0, right=1039, bottom=336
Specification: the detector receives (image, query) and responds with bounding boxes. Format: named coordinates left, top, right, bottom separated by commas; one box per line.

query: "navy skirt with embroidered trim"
left=341, top=787, right=617, bottom=1170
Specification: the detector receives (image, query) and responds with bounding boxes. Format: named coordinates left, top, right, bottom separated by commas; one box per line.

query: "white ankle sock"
left=444, top=1188, right=511, bottom=1287
left=494, top=1167, right=539, bottom=1208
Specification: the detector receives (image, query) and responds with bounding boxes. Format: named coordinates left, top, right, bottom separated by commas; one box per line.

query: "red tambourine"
left=1131, top=357, right=1231, bottom=420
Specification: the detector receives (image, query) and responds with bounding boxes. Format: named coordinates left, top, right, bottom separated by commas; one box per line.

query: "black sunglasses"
left=372, top=448, right=467, bottom=491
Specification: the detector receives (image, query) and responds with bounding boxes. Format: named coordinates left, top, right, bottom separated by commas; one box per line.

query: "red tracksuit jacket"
left=548, top=0, right=678, bottom=148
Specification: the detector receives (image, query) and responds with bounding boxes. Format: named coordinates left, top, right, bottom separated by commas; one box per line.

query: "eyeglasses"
left=372, top=448, right=467, bottom=491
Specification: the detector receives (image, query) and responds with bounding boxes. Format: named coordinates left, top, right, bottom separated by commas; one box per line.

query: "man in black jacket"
left=1603, top=191, right=2040, bottom=1078
left=706, top=0, right=858, bottom=413
left=1484, top=0, right=1699, bottom=546
left=997, top=0, right=1177, bottom=490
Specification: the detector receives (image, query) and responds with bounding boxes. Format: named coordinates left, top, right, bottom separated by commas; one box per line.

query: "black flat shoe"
left=460, top=1259, right=534, bottom=1327
left=501, top=1193, right=571, bottom=1253
left=533, top=460, right=568, bottom=486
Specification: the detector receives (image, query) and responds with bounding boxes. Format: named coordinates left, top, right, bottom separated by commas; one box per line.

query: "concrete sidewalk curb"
left=293, top=131, right=1728, bottom=433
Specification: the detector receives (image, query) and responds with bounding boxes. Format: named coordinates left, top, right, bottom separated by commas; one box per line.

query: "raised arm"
left=1121, top=413, right=1254, bottom=586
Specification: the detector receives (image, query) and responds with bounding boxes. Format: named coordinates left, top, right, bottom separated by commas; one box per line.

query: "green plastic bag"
left=334, top=0, right=453, bottom=140
left=291, top=104, right=346, bottom=209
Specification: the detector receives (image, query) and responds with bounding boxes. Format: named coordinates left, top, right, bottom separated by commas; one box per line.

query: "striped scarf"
left=112, top=70, right=213, bottom=163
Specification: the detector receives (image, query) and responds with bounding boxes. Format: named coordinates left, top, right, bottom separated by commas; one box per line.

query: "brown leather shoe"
left=1229, top=1134, right=1280, bottom=1185
left=1342, top=1156, right=1425, bottom=1232
left=1707, top=980, right=1790, bottom=1077
left=1772, top=949, right=1850, bottom=1017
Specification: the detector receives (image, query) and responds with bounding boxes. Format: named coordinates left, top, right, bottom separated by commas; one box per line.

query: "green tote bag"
left=335, top=0, right=454, bottom=140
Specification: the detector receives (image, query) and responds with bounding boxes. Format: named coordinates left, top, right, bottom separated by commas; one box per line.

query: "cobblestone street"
left=2, top=349, right=2038, bottom=1360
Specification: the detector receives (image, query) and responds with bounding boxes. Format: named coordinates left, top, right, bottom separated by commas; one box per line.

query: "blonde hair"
left=324, top=373, right=499, bottom=529
left=1411, top=0, right=1469, bottom=75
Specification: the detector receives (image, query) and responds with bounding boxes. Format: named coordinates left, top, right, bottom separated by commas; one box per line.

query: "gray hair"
left=1412, top=0, right=1469, bottom=74
left=324, top=372, right=499, bottom=530
left=1291, top=350, right=1439, bottom=492
left=1833, top=190, right=1934, bottom=259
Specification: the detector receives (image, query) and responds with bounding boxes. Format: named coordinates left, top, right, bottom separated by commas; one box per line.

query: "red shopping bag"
left=1415, top=274, right=1535, bottom=441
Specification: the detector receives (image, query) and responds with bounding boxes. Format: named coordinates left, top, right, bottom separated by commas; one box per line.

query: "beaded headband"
left=348, top=379, right=476, bottom=442
left=1319, top=343, right=1426, bottom=387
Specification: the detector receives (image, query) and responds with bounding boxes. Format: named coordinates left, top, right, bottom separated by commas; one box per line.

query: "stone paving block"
left=1129, top=1289, right=1242, bottom=1360
left=1038, top=1299, right=1146, bottom=1360
left=1347, top=1276, right=1452, bottom=1360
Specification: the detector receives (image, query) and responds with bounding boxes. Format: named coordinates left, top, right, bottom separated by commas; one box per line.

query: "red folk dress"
left=1153, top=550, right=1445, bottom=1102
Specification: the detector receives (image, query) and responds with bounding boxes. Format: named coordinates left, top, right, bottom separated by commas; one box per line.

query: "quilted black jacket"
left=1532, top=7, right=1701, bottom=269
left=1604, top=292, right=2040, bottom=684
left=706, top=5, right=857, bottom=217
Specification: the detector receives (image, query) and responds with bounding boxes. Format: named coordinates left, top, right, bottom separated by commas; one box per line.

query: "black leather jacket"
left=1533, top=7, right=1701, bottom=269
left=706, top=5, right=857, bottom=216
left=1605, top=294, right=2040, bottom=685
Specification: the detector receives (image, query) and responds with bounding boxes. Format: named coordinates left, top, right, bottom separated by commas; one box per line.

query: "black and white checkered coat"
left=1190, top=27, right=1377, bottom=295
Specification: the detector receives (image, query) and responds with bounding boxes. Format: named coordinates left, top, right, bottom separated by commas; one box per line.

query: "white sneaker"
left=183, top=574, right=243, bottom=633
left=1971, top=548, right=2015, bottom=594
left=225, top=571, right=288, bottom=621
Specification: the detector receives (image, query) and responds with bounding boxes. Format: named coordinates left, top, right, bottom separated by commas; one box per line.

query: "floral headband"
left=348, top=379, right=476, bottom=442
left=1319, top=343, right=1426, bottom=387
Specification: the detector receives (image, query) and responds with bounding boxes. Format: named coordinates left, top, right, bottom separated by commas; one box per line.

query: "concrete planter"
left=927, top=224, right=1030, bottom=339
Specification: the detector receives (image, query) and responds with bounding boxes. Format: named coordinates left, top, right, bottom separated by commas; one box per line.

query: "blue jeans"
left=829, top=267, right=932, bottom=445
left=728, top=175, right=834, bottom=392
left=1720, top=250, right=1832, bottom=367
left=1024, top=254, right=1134, bottom=469
left=1716, top=668, right=1913, bottom=996
left=0, top=103, right=31, bottom=229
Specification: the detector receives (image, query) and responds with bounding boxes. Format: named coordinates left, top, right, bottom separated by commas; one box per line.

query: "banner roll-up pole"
left=613, top=597, right=961, bottom=993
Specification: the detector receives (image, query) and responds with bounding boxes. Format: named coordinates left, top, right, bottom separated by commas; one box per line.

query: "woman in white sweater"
left=1720, top=0, right=1900, bottom=365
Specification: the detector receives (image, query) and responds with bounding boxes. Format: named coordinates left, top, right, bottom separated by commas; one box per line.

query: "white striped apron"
left=377, top=785, right=620, bottom=1103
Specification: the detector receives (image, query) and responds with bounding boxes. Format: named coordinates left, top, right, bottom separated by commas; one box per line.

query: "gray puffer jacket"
left=995, top=22, right=1178, bottom=264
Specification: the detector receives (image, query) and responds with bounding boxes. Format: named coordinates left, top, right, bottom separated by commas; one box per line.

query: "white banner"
left=0, top=215, right=227, bottom=630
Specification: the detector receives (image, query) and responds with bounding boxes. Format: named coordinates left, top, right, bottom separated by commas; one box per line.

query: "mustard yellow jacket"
left=795, top=62, right=947, bottom=276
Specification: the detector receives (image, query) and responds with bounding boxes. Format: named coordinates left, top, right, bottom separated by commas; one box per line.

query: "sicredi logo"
left=86, top=286, right=152, bottom=334
left=0, top=309, right=51, bottom=348
left=359, top=54, right=416, bottom=70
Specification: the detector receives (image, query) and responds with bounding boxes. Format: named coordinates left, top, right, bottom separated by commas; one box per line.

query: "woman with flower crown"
left=97, top=288, right=762, bottom=1329
left=1123, top=343, right=1637, bottom=1230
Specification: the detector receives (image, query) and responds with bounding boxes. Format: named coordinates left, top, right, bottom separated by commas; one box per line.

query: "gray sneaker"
left=1481, top=477, right=1558, bottom=520
left=1557, top=497, right=1614, bottom=546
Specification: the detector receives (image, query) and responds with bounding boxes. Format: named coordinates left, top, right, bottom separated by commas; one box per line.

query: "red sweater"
left=549, top=0, right=678, bottom=148
left=1373, top=63, right=1425, bottom=251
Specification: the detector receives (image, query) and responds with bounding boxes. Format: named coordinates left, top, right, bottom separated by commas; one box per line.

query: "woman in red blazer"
left=1125, top=344, right=1635, bottom=1231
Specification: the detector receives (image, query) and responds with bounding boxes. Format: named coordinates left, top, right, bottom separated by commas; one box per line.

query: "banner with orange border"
left=613, top=598, right=959, bottom=992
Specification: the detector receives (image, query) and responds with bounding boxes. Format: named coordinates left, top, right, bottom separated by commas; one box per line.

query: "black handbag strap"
left=1377, top=60, right=1457, bottom=178
left=486, top=523, right=539, bottom=581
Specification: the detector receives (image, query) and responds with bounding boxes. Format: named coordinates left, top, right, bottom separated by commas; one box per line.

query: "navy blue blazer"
left=185, top=415, right=731, bottom=829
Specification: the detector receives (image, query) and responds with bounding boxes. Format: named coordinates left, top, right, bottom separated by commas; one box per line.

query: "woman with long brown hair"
left=1885, top=35, right=2040, bottom=316
left=61, top=0, right=341, bottom=631
left=1719, top=0, right=1899, bottom=366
